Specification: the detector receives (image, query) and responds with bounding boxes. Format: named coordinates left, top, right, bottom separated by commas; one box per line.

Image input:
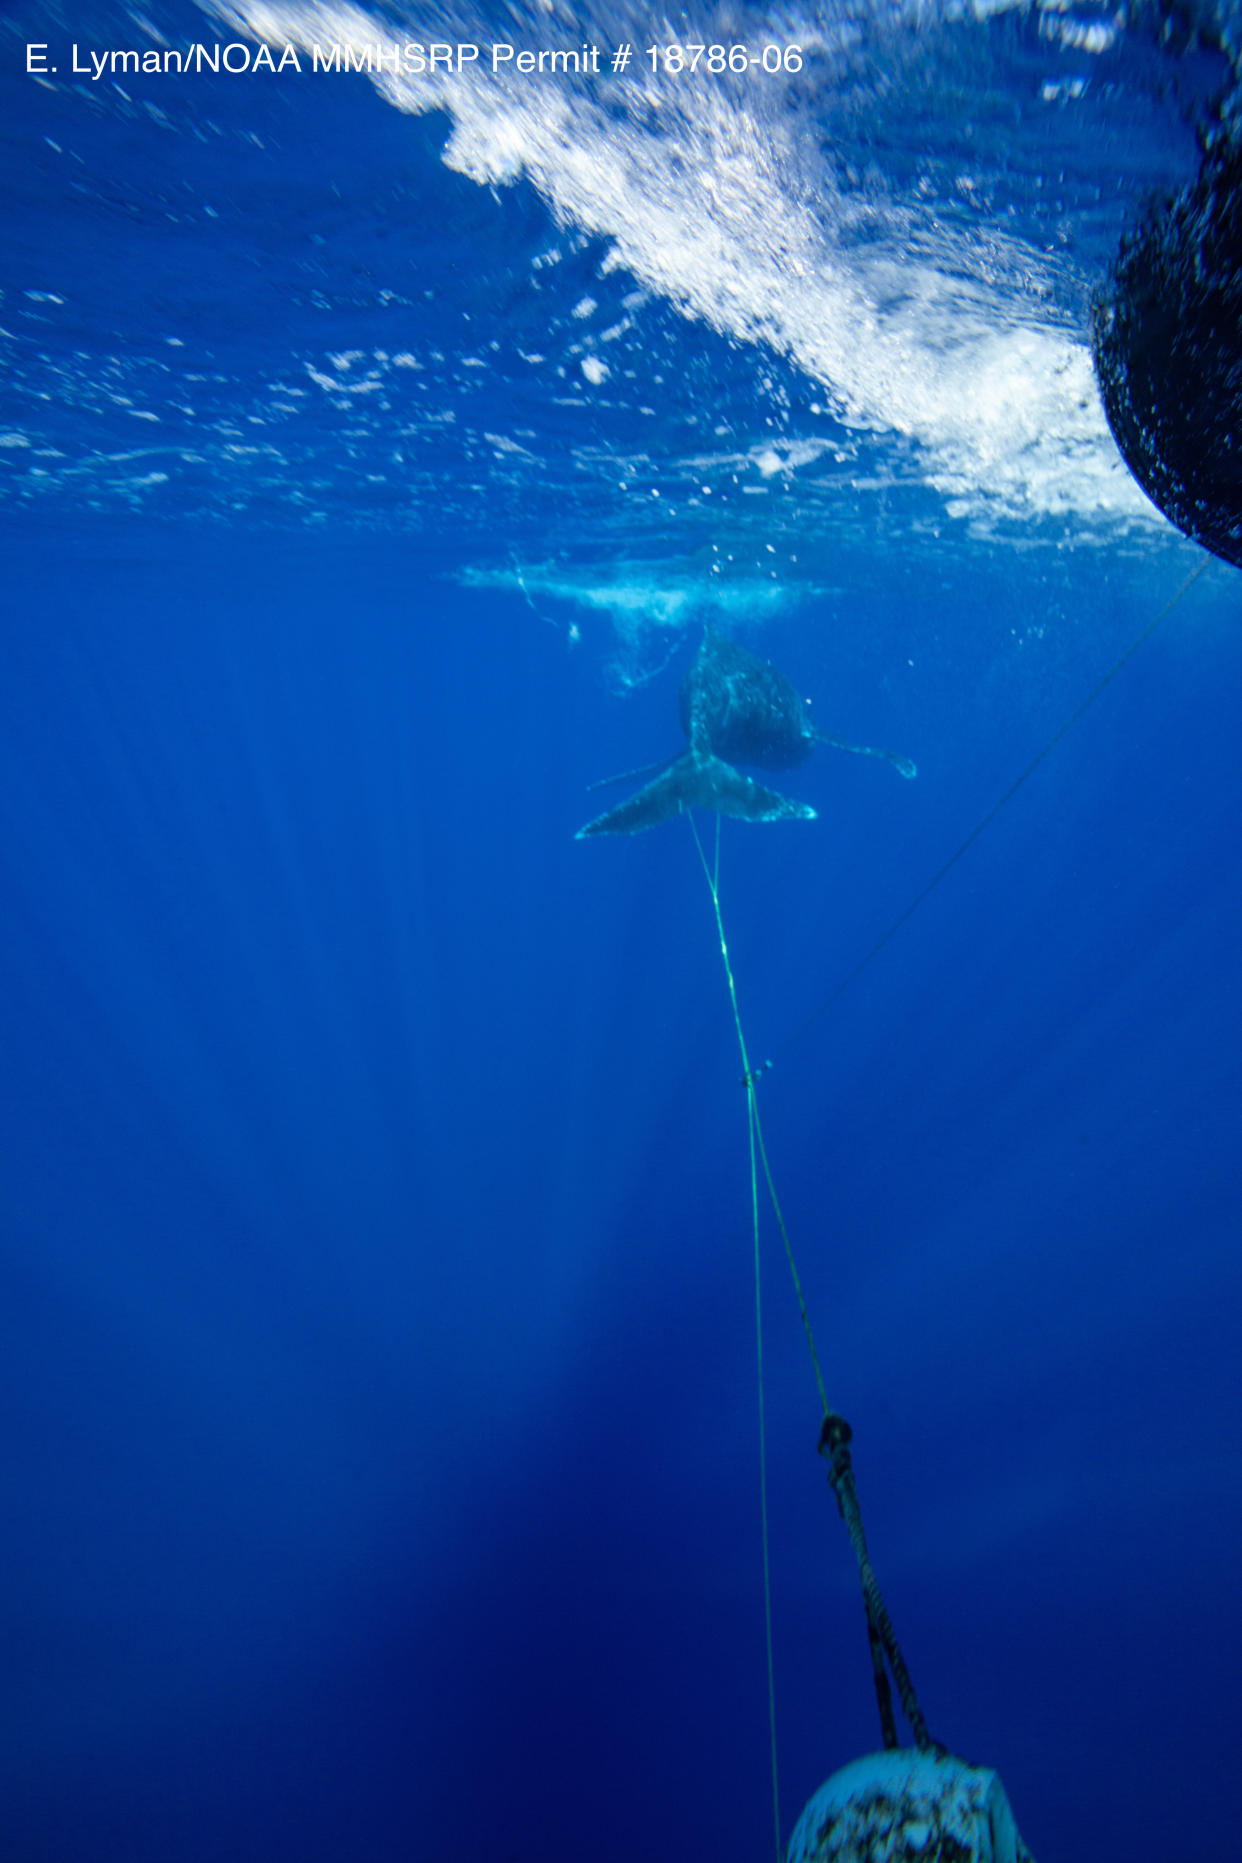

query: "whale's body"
left=577, top=627, right=914, bottom=839
left=677, top=627, right=818, bottom=772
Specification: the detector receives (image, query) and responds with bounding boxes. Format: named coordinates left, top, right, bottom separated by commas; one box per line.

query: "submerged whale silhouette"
left=577, top=626, right=915, bottom=838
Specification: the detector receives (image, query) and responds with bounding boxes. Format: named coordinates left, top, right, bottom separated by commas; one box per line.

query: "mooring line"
left=777, top=558, right=1210, bottom=1061
left=689, top=814, right=783, bottom=1863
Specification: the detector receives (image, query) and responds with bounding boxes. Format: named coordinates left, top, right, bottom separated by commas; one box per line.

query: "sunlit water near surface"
left=2, top=3, right=1241, bottom=1860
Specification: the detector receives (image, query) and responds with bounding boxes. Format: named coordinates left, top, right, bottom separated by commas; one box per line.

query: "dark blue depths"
left=1, top=524, right=1240, bottom=1863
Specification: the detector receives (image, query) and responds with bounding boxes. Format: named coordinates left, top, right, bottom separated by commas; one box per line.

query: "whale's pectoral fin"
left=815, top=731, right=917, bottom=779
left=576, top=751, right=816, bottom=838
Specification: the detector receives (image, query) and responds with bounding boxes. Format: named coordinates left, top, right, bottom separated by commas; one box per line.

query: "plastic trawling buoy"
left=786, top=1749, right=1034, bottom=1863
left=1092, top=131, right=1242, bottom=569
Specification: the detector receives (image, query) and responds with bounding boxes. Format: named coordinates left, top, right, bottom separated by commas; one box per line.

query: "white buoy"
left=786, top=1749, right=1034, bottom=1863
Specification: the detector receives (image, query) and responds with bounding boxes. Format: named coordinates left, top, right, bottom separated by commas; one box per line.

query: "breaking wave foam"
left=217, top=0, right=1159, bottom=531
left=460, top=559, right=802, bottom=686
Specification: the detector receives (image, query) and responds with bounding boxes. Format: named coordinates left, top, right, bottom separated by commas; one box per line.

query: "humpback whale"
left=577, top=627, right=915, bottom=838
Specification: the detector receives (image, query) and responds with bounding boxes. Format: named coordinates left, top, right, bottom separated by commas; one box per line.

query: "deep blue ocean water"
left=3, top=3, right=1241, bottom=1859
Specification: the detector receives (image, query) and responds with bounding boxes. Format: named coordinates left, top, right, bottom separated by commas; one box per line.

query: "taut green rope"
left=688, top=812, right=937, bottom=1778
left=688, top=817, right=831, bottom=1421
left=689, top=815, right=782, bottom=1863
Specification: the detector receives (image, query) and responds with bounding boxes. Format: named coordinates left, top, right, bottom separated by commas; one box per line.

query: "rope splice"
left=819, top=1411, right=940, bottom=1755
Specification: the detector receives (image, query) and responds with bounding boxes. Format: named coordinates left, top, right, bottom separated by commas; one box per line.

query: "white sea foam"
left=460, top=559, right=802, bottom=676
left=215, top=0, right=1160, bottom=533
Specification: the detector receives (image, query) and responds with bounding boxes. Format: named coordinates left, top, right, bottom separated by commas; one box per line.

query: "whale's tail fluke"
left=576, top=749, right=816, bottom=838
